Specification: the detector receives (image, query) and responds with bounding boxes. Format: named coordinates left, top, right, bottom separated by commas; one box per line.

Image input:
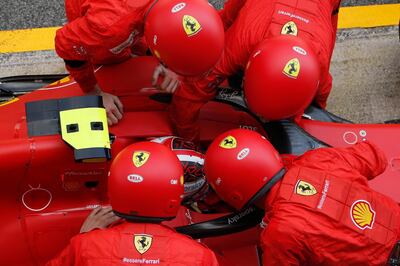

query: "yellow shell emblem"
left=283, top=58, right=300, bottom=79
left=219, top=136, right=237, bottom=149
left=132, top=151, right=150, bottom=168
left=134, top=234, right=153, bottom=254
left=281, top=21, right=298, bottom=36
left=350, top=200, right=376, bottom=230
left=182, top=15, right=202, bottom=37
left=295, top=180, right=317, bottom=196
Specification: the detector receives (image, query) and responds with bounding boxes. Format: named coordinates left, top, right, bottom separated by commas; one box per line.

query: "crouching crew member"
left=205, top=129, right=400, bottom=265
left=47, top=141, right=219, bottom=265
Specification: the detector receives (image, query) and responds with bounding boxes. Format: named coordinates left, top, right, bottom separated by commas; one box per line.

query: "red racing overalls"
left=46, top=221, right=219, bottom=265
left=261, top=141, right=400, bottom=265
left=56, top=0, right=151, bottom=92
left=170, top=0, right=341, bottom=141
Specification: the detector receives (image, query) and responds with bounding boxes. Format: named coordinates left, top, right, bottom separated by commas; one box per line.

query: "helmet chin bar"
left=113, top=210, right=175, bottom=224
left=242, top=167, right=286, bottom=210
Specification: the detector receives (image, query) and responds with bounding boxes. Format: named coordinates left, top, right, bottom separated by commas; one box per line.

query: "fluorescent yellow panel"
left=60, top=107, right=110, bottom=150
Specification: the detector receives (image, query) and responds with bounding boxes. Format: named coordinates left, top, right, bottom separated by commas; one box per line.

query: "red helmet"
left=244, top=35, right=320, bottom=120
left=204, top=129, right=285, bottom=210
left=108, top=141, right=184, bottom=221
left=144, top=0, right=224, bottom=76
left=151, top=136, right=209, bottom=203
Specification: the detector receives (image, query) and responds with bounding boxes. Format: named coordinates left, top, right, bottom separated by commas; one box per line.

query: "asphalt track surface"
left=0, top=0, right=399, bottom=123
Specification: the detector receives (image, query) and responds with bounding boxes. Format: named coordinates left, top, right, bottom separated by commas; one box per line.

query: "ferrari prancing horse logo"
left=283, top=58, right=300, bottom=79
left=134, top=234, right=153, bottom=254
left=132, top=151, right=150, bottom=167
left=219, top=136, right=237, bottom=149
left=281, top=21, right=298, bottom=36
left=183, top=15, right=202, bottom=37
left=295, top=180, right=317, bottom=196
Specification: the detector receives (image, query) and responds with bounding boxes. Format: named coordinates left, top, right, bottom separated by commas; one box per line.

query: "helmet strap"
left=242, top=167, right=286, bottom=210
left=144, top=0, right=160, bottom=22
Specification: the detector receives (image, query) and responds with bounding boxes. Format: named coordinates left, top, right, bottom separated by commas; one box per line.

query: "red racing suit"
left=46, top=221, right=219, bottom=266
left=261, top=141, right=400, bottom=265
left=56, top=0, right=152, bottom=92
left=170, top=0, right=340, bottom=141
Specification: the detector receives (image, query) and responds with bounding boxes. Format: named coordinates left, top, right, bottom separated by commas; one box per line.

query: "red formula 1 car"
left=0, top=56, right=399, bottom=266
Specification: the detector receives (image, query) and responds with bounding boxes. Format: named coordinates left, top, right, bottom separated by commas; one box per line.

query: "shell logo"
left=350, top=200, right=376, bottom=230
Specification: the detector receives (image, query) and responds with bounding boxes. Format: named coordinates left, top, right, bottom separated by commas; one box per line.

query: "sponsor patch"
left=295, top=180, right=317, bottom=196
left=182, top=15, right=202, bottom=37
left=283, top=58, right=300, bottom=79
left=237, top=148, right=250, bottom=160
left=293, top=46, right=307, bottom=55
left=127, top=174, right=143, bottom=183
left=171, top=2, right=186, bottom=13
left=219, top=136, right=237, bottom=149
left=351, top=200, right=375, bottom=230
left=278, top=10, right=309, bottom=24
left=134, top=234, right=153, bottom=254
left=133, top=151, right=150, bottom=168
left=122, top=258, right=160, bottom=264
left=281, top=21, right=298, bottom=36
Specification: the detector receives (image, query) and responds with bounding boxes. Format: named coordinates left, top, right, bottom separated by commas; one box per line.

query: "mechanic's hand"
left=152, top=64, right=180, bottom=93
left=88, top=84, right=123, bottom=126
left=80, top=206, right=120, bottom=233
left=100, top=91, right=123, bottom=126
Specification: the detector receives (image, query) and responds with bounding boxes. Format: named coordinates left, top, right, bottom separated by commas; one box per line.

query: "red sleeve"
left=261, top=219, right=306, bottom=266
left=314, top=72, right=332, bottom=109
left=330, top=12, right=339, bottom=62
left=202, top=248, right=220, bottom=266
left=218, top=0, right=246, bottom=30
left=45, top=235, right=82, bottom=266
left=131, top=36, right=149, bottom=56
left=65, top=62, right=97, bottom=93
left=331, top=0, right=340, bottom=42
left=55, top=18, right=100, bottom=93
left=169, top=71, right=226, bottom=142
left=55, top=18, right=91, bottom=62
left=335, top=141, right=388, bottom=180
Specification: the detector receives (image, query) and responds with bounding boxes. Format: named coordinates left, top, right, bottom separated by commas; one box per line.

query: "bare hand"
left=88, top=84, right=123, bottom=126
left=80, top=206, right=121, bottom=233
left=152, top=64, right=180, bottom=93
left=100, top=91, right=123, bottom=126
